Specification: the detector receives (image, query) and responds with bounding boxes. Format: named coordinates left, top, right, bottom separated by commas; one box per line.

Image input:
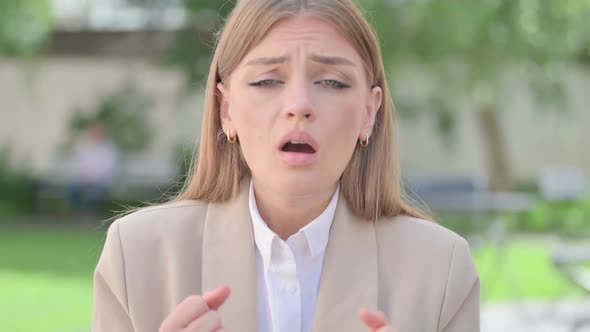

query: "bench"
left=36, top=156, right=179, bottom=215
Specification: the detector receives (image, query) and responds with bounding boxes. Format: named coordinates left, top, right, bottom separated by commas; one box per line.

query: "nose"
left=282, top=80, right=315, bottom=121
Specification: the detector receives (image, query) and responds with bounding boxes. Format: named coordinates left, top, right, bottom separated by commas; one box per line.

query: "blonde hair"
left=174, top=0, right=431, bottom=222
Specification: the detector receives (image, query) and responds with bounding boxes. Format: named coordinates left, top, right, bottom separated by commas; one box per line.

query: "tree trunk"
left=476, top=106, right=512, bottom=191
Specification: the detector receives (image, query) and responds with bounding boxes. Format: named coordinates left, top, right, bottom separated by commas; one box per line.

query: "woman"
left=93, top=0, right=480, bottom=331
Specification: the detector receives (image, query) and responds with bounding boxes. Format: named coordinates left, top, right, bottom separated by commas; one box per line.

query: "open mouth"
left=281, top=141, right=316, bottom=154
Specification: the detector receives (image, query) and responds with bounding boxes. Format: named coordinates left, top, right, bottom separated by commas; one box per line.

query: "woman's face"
left=218, top=16, right=382, bottom=196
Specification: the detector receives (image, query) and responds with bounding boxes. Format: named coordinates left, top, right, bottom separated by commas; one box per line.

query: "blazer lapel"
left=312, top=195, right=379, bottom=332
left=201, top=179, right=258, bottom=332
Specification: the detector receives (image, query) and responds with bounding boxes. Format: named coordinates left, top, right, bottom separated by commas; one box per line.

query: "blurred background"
left=1, top=0, right=590, bottom=331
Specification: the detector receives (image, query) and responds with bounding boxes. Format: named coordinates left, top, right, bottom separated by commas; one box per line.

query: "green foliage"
left=120, top=0, right=236, bottom=85
left=162, top=0, right=236, bottom=87
left=64, top=84, right=154, bottom=155
left=362, top=0, right=590, bottom=112
left=0, top=0, right=53, bottom=56
left=365, top=0, right=590, bottom=67
left=503, top=195, right=590, bottom=238
left=480, top=195, right=590, bottom=239
left=473, top=240, right=582, bottom=301
left=361, top=0, right=590, bottom=189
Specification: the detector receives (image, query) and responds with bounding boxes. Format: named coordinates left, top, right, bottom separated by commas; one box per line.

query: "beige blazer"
left=93, top=181, right=480, bottom=332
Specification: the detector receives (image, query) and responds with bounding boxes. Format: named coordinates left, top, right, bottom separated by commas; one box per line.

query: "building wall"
left=397, top=66, right=590, bottom=183
left=0, top=56, right=202, bottom=179
left=1, top=56, right=588, bottom=183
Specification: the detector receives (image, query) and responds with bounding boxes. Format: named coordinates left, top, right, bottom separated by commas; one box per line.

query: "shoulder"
left=116, top=200, right=208, bottom=226
left=95, top=200, right=211, bottom=326
left=374, top=215, right=479, bottom=324
left=375, top=214, right=478, bottom=284
left=106, top=200, right=209, bottom=251
left=373, top=216, right=480, bottom=331
left=376, top=214, right=463, bottom=252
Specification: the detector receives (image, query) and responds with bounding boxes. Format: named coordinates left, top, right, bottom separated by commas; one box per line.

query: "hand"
left=159, top=286, right=231, bottom=332
left=359, top=308, right=398, bottom=332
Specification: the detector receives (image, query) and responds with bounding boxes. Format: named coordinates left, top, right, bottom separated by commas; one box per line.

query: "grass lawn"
left=0, top=226, right=106, bottom=332
left=0, top=226, right=586, bottom=331
left=473, top=239, right=584, bottom=300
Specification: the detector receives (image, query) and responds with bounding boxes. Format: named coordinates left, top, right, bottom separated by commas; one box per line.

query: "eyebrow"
left=246, top=54, right=356, bottom=66
left=246, top=56, right=289, bottom=66
left=310, top=54, right=355, bottom=66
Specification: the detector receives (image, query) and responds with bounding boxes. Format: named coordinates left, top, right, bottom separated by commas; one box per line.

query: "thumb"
left=203, top=286, right=231, bottom=310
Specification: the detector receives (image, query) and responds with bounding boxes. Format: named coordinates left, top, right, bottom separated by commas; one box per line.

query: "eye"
left=248, top=79, right=283, bottom=87
left=316, top=80, right=351, bottom=89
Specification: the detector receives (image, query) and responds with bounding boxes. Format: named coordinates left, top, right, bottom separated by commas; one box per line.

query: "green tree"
left=363, top=0, right=590, bottom=190
left=0, top=0, right=53, bottom=56
left=124, top=0, right=235, bottom=87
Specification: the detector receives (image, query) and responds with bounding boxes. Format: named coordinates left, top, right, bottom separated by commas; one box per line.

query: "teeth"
left=290, top=140, right=306, bottom=144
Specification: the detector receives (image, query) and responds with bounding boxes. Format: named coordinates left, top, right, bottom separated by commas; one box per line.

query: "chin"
left=273, top=171, right=337, bottom=195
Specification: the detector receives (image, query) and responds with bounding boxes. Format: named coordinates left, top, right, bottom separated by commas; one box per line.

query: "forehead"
left=243, top=16, right=361, bottom=61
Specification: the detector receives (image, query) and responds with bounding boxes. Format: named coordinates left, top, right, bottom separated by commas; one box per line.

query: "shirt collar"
left=299, top=185, right=339, bottom=258
left=248, top=179, right=339, bottom=263
left=249, top=179, right=276, bottom=268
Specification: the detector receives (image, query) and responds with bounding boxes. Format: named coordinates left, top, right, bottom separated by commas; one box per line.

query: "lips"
left=278, top=131, right=319, bottom=167
left=278, top=131, right=319, bottom=153
left=281, top=141, right=316, bottom=153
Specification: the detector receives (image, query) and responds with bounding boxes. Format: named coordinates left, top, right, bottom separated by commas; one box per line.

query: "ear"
left=217, top=82, right=234, bottom=134
left=360, top=85, right=382, bottom=140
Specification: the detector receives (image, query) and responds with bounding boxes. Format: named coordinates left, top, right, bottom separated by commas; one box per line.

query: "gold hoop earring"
left=360, top=133, right=369, bottom=147
left=227, top=130, right=237, bottom=144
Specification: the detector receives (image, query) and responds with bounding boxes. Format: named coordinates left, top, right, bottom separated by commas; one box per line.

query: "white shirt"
left=249, top=180, right=339, bottom=332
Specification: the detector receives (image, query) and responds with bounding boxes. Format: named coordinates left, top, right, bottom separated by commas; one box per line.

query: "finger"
left=203, top=286, right=231, bottom=310
left=359, top=308, right=388, bottom=330
left=160, top=295, right=209, bottom=331
left=184, top=310, right=223, bottom=332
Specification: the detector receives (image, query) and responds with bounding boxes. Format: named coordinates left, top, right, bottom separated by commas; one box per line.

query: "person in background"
left=67, top=122, right=120, bottom=217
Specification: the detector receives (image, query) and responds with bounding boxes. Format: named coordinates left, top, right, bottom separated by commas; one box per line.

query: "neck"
left=253, top=180, right=337, bottom=241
